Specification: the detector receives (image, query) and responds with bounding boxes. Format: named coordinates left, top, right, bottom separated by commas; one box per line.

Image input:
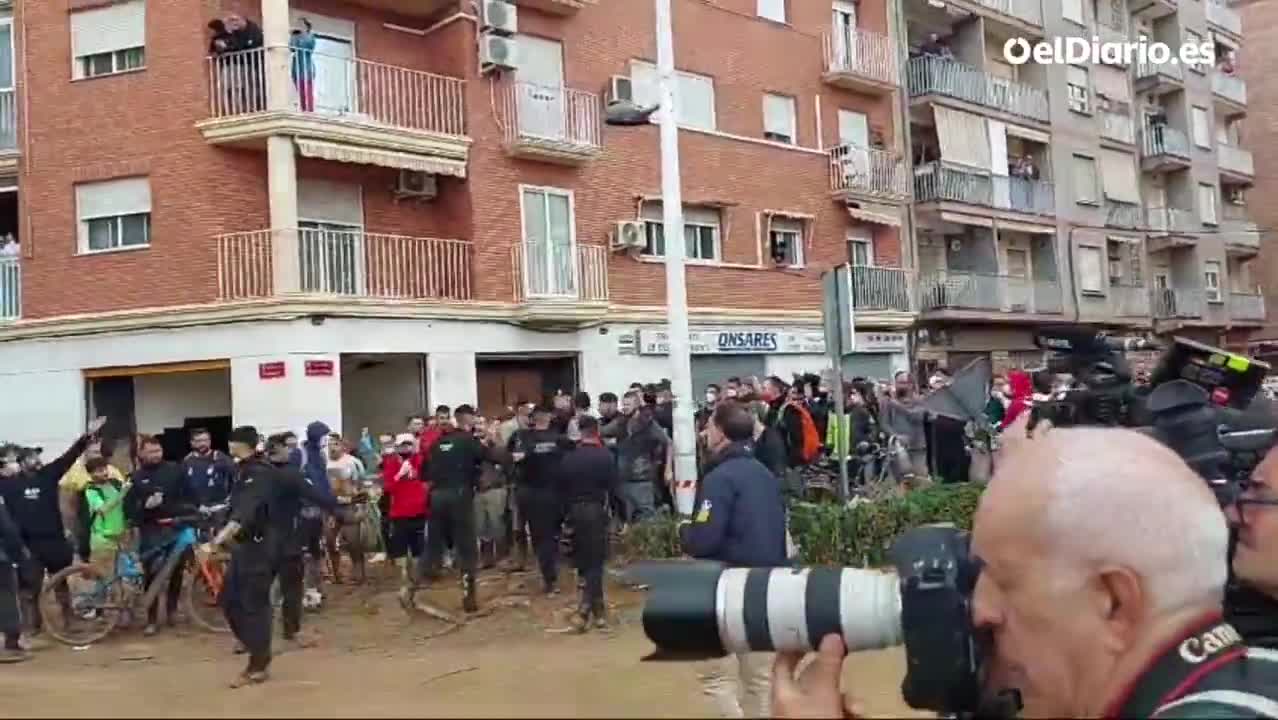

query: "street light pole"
left=654, top=0, right=698, bottom=517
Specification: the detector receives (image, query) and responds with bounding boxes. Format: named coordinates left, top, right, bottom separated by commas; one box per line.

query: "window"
left=1185, top=30, right=1205, bottom=72
left=70, top=0, right=146, bottom=80
left=1073, top=154, right=1099, bottom=205
left=76, top=177, right=151, bottom=253
left=1063, top=0, right=1085, bottom=24
left=520, top=186, right=576, bottom=297
left=630, top=61, right=716, bottom=131
left=849, top=235, right=873, bottom=266
left=1066, top=66, right=1090, bottom=113
left=1199, top=183, right=1218, bottom=225
left=641, top=202, right=720, bottom=261
left=763, top=93, right=797, bottom=144
left=767, top=216, right=804, bottom=267
left=1078, top=246, right=1106, bottom=294
left=1204, top=260, right=1222, bottom=302
left=1191, top=106, right=1211, bottom=148
left=757, top=0, right=786, bottom=23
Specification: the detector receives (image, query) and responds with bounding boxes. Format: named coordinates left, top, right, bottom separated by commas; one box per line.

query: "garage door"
left=691, top=356, right=767, bottom=395
left=841, top=354, right=893, bottom=381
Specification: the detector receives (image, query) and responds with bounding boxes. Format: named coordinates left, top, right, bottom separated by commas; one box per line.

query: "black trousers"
left=516, top=486, right=561, bottom=586
left=140, top=530, right=186, bottom=625
left=569, top=501, right=607, bottom=612
left=0, top=561, right=20, bottom=648
left=20, top=536, right=73, bottom=632
left=276, top=553, right=304, bottom=639
left=419, top=488, right=476, bottom=581
left=223, top=543, right=274, bottom=674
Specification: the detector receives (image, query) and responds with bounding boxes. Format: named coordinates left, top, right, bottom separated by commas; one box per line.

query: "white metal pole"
left=655, top=0, right=697, bottom=517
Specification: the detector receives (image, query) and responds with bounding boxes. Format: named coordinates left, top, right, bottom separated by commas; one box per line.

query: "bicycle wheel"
left=184, top=554, right=230, bottom=633
left=39, top=563, right=126, bottom=646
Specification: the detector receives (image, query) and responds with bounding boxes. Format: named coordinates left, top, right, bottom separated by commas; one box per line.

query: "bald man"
left=773, top=427, right=1278, bottom=719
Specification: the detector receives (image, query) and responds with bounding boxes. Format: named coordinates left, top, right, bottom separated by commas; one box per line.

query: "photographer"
left=773, top=425, right=1278, bottom=718
left=1226, top=445, right=1278, bottom=648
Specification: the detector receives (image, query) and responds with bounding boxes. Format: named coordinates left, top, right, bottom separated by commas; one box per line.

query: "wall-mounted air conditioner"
left=481, top=0, right=518, bottom=34
left=606, top=75, right=633, bottom=104
left=394, top=170, right=437, bottom=201
left=480, top=32, right=519, bottom=74
left=612, top=220, right=646, bottom=251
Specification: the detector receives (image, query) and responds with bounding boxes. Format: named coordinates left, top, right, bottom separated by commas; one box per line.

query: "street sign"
left=305, top=360, right=335, bottom=377
left=822, top=265, right=856, bottom=357
left=258, top=361, right=286, bottom=380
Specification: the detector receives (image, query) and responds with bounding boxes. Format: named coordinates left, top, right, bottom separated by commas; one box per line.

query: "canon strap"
left=1106, top=613, right=1248, bottom=718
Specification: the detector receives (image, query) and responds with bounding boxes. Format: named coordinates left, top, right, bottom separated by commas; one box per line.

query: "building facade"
left=0, top=0, right=912, bottom=454
left=1238, top=0, right=1278, bottom=364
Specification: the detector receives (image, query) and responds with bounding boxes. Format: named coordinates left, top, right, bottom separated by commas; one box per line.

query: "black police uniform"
left=0, top=495, right=26, bottom=652
left=1105, top=613, right=1278, bottom=718
left=124, top=459, right=196, bottom=627
left=556, top=440, right=618, bottom=620
left=510, top=427, right=566, bottom=592
left=266, top=458, right=336, bottom=640
left=221, top=456, right=279, bottom=674
left=416, top=428, right=496, bottom=612
left=183, top=450, right=236, bottom=508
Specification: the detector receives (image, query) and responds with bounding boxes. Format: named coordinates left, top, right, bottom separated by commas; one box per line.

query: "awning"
left=934, top=106, right=990, bottom=170
left=1100, top=149, right=1140, bottom=203
left=941, top=211, right=994, bottom=228
left=846, top=204, right=901, bottom=227
left=1005, top=123, right=1050, bottom=144
left=294, top=139, right=467, bottom=178
left=996, top=219, right=1055, bottom=234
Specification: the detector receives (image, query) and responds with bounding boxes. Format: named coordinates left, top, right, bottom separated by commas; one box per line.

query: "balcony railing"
left=919, top=270, right=1063, bottom=314
left=1206, top=0, right=1242, bottom=35
left=971, top=0, right=1044, bottom=26
left=1111, top=283, right=1151, bottom=317
left=907, top=56, right=1050, bottom=123
left=216, top=228, right=473, bottom=301
left=500, top=81, right=602, bottom=153
left=829, top=144, right=910, bottom=199
left=1217, top=143, right=1254, bottom=178
left=1211, top=72, right=1247, bottom=107
left=1146, top=206, right=1199, bottom=234
left=1106, top=201, right=1143, bottom=229
left=1150, top=288, right=1205, bottom=319
left=1221, top=219, right=1261, bottom=252
left=206, top=47, right=466, bottom=137
left=1136, top=60, right=1184, bottom=84
left=914, top=162, right=1055, bottom=216
left=1229, top=293, right=1266, bottom=322
left=1101, top=110, right=1135, bottom=144
left=1140, top=125, right=1191, bottom=161
left=0, top=256, right=18, bottom=321
left=822, top=28, right=897, bottom=86
left=0, top=89, right=15, bottom=151
left=512, top=242, right=609, bottom=303
left=849, top=265, right=914, bottom=313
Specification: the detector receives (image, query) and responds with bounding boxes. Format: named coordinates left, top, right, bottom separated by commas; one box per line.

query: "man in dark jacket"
left=0, top=490, right=28, bottom=663
left=557, top=417, right=618, bottom=632
left=762, top=376, right=807, bottom=469
left=183, top=428, right=236, bottom=508
left=510, top=406, right=568, bottom=593
left=299, top=421, right=330, bottom=600
left=125, top=435, right=196, bottom=636
left=680, top=402, right=786, bottom=717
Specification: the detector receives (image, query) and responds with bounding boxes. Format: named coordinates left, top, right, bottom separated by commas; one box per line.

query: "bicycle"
left=40, top=505, right=231, bottom=646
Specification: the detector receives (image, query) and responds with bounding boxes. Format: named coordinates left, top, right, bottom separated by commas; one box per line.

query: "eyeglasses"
left=1234, top=480, right=1278, bottom=512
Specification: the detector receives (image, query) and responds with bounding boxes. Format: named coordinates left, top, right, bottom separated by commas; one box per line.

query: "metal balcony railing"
left=848, top=265, right=914, bottom=313
left=1206, top=0, right=1242, bottom=35
left=1136, top=60, right=1184, bottom=83
left=216, top=228, right=473, bottom=301
left=1111, top=283, right=1151, bottom=317
left=1101, top=110, right=1135, bottom=144
left=1140, top=125, right=1191, bottom=161
left=1229, top=293, right=1266, bottom=322
left=1217, top=144, right=1254, bottom=177
left=1211, top=72, right=1247, bottom=106
left=1150, top=288, right=1205, bottom=318
left=0, top=256, right=18, bottom=321
left=907, top=56, right=1049, bottom=123
left=1106, top=201, right=1143, bottom=229
left=0, top=89, right=15, bottom=151
left=512, top=242, right=609, bottom=303
left=1220, top=220, right=1261, bottom=252
left=971, top=0, right=1044, bottom=25
left=829, top=144, right=910, bottom=199
left=500, top=81, right=602, bottom=151
left=822, top=28, right=897, bottom=86
left=206, top=47, right=467, bottom=136
left=919, top=270, right=1063, bottom=314
left=914, top=162, right=1055, bottom=216
left=1145, top=206, right=1199, bottom=234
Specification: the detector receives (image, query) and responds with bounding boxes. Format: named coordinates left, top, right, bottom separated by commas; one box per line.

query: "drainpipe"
left=891, top=0, right=921, bottom=368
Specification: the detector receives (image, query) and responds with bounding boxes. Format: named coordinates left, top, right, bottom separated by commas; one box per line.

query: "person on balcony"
left=1148, top=109, right=1169, bottom=154
left=290, top=19, right=316, bottom=113
left=224, top=14, right=265, bottom=113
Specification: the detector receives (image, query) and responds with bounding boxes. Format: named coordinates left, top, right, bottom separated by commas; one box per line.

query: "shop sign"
left=305, top=360, right=335, bottom=377
left=637, top=329, right=826, bottom=355
left=854, top=332, right=909, bottom=352
left=258, top=361, right=286, bottom=380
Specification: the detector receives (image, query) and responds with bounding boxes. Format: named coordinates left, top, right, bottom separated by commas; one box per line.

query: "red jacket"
left=382, top=453, right=429, bottom=520
left=1001, top=370, right=1034, bottom=430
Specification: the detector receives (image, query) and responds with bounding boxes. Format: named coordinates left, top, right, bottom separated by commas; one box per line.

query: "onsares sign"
left=637, top=329, right=826, bottom=355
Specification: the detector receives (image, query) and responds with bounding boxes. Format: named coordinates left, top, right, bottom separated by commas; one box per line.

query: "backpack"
left=781, top=401, right=822, bottom=465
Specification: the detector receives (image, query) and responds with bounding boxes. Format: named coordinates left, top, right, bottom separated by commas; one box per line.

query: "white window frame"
left=70, top=1, right=146, bottom=80
left=630, top=60, right=717, bottom=131
left=849, top=235, right=874, bottom=266
left=1191, top=106, right=1211, bottom=149
left=1073, top=153, right=1099, bottom=205
left=762, top=93, right=797, bottom=145
left=1066, top=65, right=1090, bottom=114
left=0, top=15, right=14, bottom=92
left=1198, top=182, right=1218, bottom=225
left=76, top=177, right=152, bottom=255
left=518, top=184, right=579, bottom=296
left=767, top=215, right=805, bottom=268
left=1077, top=245, right=1106, bottom=295
left=1204, top=260, right=1222, bottom=302
left=641, top=204, right=721, bottom=263
left=757, top=0, right=787, bottom=23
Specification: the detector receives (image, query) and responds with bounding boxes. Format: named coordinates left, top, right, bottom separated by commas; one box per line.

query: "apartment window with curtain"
left=1204, top=260, right=1222, bottom=302
left=762, top=93, right=797, bottom=144
left=848, top=234, right=873, bottom=266
left=1198, top=182, right=1218, bottom=225
left=767, top=215, right=804, bottom=267
left=641, top=202, right=721, bottom=261
left=630, top=61, right=716, bottom=131
left=1078, top=246, right=1105, bottom=295
left=757, top=0, right=786, bottom=23
left=1067, top=66, right=1090, bottom=113
left=70, top=0, right=146, bottom=80
left=1073, top=154, right=1099, bottom=205
left=1191, top=106, right=1211, bottom=148
left=76, top=177, right=152, bottom=253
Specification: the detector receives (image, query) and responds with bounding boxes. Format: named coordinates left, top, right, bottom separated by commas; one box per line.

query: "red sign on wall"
left=305, top=360, right=335, bottom=377
left=258, top=361, right=286, bottom=380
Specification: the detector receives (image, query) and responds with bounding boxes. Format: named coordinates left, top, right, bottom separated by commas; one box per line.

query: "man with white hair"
left=772, top=426, right=1278, bottom=718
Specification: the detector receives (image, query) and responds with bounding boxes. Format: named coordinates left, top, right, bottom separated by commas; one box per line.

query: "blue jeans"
left=619, top=482, right=656, bottom=523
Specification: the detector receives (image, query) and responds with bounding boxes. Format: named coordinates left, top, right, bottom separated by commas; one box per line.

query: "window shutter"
left=677, top=72, right=715, bottom=130
left=77, top=177, right=151, bottom=219
left=1094, top=66, right=1129, bottom=103
left=1191, top=107, right=1210, bottom=147
left=1100, top=150, right=1140, bottom=203
left=298, top=179, right=363, bottom=227
left=685, top=205, right=721, bottom=226
left=770, top=216, right=803, bottom=234
left=1199, top=184, right=1217, bottom=224
left=70, top=1, right=145, bottom=59
left=1078, top=246, right=1104, bottom=292
left=629, top=61, right=658, bottom=107
left=934, top=106, right=991, bottom=170
left=1063, top=0, right=1084, bottom=23
left=757, top=0, right=786, bottom=22
left=1073, top=155, right=1097, bottom=203
left=763, top=94, right=794, bottom=138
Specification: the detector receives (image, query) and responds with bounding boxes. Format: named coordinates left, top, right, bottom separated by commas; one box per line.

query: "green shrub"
left=619, top=483, right=985, bottom=568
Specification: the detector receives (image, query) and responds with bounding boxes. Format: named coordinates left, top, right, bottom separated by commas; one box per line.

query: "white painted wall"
left=343, top=355, right=424, bottom=437
left=0, top=368, right=85, bottom=460
left=428, top=352, right=478, bottom=411
left=576, top=327, right=671, bottom=398
left=765, top=354, right=834, bottom=383
left=133, top=370, right=232, bottom=435
left=231, top=353, right=343, bottom=438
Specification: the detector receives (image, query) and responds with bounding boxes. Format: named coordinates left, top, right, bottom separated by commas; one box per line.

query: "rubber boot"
left=461, top=573, right=478, bottom=614
left=513, top=532, right=528, bottom=571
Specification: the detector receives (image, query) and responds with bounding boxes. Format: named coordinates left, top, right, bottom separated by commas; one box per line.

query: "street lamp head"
left=605, top=100, right=660, bottom=126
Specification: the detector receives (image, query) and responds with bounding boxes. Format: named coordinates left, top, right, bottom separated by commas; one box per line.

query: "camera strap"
left=1104, top=612, right=1247, bottom=718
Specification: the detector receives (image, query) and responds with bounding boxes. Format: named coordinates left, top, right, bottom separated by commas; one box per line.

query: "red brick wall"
left=1240, top=0, right=1278, bottom=341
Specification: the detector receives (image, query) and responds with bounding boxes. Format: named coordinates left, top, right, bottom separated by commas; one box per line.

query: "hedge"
left=619, top=482, right=985, bottom=568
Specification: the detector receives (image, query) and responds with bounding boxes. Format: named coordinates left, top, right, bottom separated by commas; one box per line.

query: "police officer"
left=0, top=489, right=28, bottom=663
left=411, top=405, right=498, bottom=613
left=556, top=416, right=618, bottom=632
left=511, top=406, right=568, bottom=595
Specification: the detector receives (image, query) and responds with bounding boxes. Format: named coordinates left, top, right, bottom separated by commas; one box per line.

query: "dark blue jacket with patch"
left=679, top=442, right=787, bottom=568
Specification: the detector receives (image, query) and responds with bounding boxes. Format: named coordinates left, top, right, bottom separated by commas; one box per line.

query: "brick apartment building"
left=1239, top=0, right=1278, bottom=364
left=0, top=0, right=913, bottom=454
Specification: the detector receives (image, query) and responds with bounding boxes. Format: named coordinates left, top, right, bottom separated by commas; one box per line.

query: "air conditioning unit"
left=606, top=75, right=633, bottom=104
left=612, top=220, right=646, bottom=251
left=1228, top=187, right=1246, bottom=205
left=481, top=0, right=518, bottom=34
left=480, top=32, right=519, bottom=73
left=394, top=170, right=437, bottom=201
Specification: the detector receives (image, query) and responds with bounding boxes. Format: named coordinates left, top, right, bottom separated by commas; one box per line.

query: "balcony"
left=1211, top=72, right=1248, bottom=117
left=511, top=242, right=609, bottom=326
left=951, top=0, right=1044, bottom=30
left=1100, top=110, right=1135, bottom=146
left=1229, top=293, right=1266, bottom=324
left=216, top=228, right=473, bottom=303
left=919, top=270, right=1063, bottom=316
left=821, top=29, right=898, bottom=93
left=1106, top=201, right=1143, bottom=229
left=848, top=265, right=915, bottom=316
left=829, top=145, right=911, bottom=202
left=907, top=56, right=1049, bottom=124
left=499, top=81, right=602, bottom=165
left=1134, top=61, right=1184, bottom=95
left=1217, top=143, right=1254, bottom=184
left=512, top=0, right=599, bottom=14
left=1139, top=125, right=1191, bottom=172
left=914, top=162, right=1055, bottom=217
left=1111, top=283, right=1152, bottom=319
left=0, top=256, right=18, bottom=322
left=199, top=48, right=469, bottom=177
left=1131, top=0, right=1178, bottom=21
left=1221, top=219, right=1261, bottom=257
left=1145, top=206, right=1199, bottom=251
left=1206, top=0, right=1243, bottom=39
left=1151, top=288, right=1205, bottom=319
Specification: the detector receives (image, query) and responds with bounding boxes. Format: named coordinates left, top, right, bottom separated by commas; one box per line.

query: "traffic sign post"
left=822, top=266, right=856, bottom=500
